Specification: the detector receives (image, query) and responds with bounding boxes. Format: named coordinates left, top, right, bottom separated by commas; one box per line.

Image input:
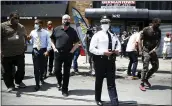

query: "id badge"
left=16, top=35, right=19, bottom=39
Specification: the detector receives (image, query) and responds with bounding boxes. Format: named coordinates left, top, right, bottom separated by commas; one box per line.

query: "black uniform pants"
left=141, top=51, right=159, bottom=81
left=93, top=55, right=119, bottom=106
left=32, top=48, right=47, bottom=86
left=44, top=49, right=54, bottom=76
left=1, top=54, right=25, bottom=88
left=54, top=52, right=74, bottom=92
left=47, top=49, right=54, bottom=72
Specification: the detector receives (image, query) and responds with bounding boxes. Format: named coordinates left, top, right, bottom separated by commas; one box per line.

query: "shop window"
left=19, top=1, right=25, bottom=4
left=150, top=1, right=159, bottom=10
left=93, top=1, right=101, bottom=8
left=136, top=1, right=145, bottom=9
left=1, top=1, right=5, bottom=5
left=33, top=1, right=40, bottom=4
left=26, top=1, right=33, bottom=4
left=47, top=1, right=55, bottom=4
left=11, top=1, right=19, bottom=5
left=5, top=1, right=11, bottom=5
left=145, top=1, right=151, bottom=9
left=40, top=1, right=48, bottom=4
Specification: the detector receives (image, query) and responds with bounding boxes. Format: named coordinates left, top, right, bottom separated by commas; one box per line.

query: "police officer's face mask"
left=101, top=24, right=110, bottom=32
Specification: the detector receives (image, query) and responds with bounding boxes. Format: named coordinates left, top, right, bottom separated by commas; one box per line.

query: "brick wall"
left=19, top=18, right=61, bottom=35
left=68, top=1, right=92, bottom=25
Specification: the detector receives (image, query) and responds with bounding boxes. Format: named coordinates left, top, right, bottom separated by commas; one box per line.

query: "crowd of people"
left=1, top=12, right=172, bottom=106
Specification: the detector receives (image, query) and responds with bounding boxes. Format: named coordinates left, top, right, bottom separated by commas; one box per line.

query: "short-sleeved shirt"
left=126, top=32, right=141, bottom=52
left=51, top=26, right=79, bottom=53
left=1, top=21, right=27, bottom=57
left=140, top=26, right=161, bottom=51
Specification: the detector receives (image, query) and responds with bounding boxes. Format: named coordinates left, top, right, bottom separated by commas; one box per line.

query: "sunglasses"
left=101, top=22, right=110, bottom=24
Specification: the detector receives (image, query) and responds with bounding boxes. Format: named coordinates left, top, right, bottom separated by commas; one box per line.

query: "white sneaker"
left=7, top=87, right=15, bottom=92
left=91, top=71, right=95, bottom=75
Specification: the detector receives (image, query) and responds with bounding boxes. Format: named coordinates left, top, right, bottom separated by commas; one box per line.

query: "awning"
left=85, top=8, right=172, bottom=20
left=85, top=8, right=149, bottom=19
left=149, top=10, right=172, bottom=20
left=1, top=4, right=68, bottom=18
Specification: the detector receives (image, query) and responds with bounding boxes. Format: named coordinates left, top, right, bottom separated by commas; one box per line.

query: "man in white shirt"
left=89, top=15, right=121, bottom=106
left=29, top=19, right=51, bottom=91
left=162, top=32, right=172, bottom=59
left=126, top=31, right=142, bottom=79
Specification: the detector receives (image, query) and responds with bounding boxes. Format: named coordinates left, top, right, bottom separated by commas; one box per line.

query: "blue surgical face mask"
left=34, top=24, right=39, bottom=30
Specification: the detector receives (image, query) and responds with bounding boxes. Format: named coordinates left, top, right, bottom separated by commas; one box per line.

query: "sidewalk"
left=25, top=53, right=172, bottom=74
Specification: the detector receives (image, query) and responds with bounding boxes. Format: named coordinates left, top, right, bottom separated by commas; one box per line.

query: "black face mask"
left=64, top=22, right=70, bottom=26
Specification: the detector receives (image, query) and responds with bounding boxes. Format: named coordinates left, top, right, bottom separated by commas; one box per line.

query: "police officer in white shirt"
left=89, top=16, right=121, bottom=106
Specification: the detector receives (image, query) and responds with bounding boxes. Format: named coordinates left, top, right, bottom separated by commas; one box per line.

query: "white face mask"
left=101, top=24, right=109, bottom=32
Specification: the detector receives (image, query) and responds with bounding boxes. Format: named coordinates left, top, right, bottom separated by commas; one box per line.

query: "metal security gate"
left=156, top=23, right=172, bottom=57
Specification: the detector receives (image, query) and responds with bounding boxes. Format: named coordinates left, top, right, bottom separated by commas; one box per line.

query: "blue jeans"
left=73, top=48, right=80, bottom=71
left=127, top=51, right=138, bottom=76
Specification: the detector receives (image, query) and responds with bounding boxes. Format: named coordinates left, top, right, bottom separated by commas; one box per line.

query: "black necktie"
left=107, top=31, right=112, bottom=51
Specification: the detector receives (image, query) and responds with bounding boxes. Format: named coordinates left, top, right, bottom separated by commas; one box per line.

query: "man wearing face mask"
left=139, top=18, right=161, bottom=91
left=29, top=19, right=51, bottom=91
left=51, top=14, right=79, bottom=97
left=1, top=12, right=29, bottom=92
left=89, top=15, right=121, bottom=106
left=44, top=21, right=54, bottom=78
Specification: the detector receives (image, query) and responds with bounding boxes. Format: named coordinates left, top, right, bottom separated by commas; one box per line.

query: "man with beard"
left=1, top=12, right=29, bottom=92
left=139, top=18, right=161, bottom=91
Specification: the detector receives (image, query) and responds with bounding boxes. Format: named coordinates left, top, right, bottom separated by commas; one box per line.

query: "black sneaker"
left=16, top=82, right=26, bottom=88
left=62, top=91, right=69, bottom=97
left=145, top=80, right=151, bottom=88
left=41, top=80, right=45, bottom=84
left=49, top=72, right=53, bottom=76
left=57, top=84, right=62, bottom=91
left=35, top=85, right=40, bottom=91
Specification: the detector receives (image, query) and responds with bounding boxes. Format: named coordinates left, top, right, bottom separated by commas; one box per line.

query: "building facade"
left=1, top=1, right=172, bottom=57
left=85, top=1, right=172, bottom=57
left=1, top=1, right=92, bottom=53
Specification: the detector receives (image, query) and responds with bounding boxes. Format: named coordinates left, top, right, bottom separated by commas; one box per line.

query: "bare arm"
left=51, top=39, right=58, bottom=52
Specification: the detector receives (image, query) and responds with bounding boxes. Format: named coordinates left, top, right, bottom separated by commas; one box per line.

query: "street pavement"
left=1, top=53, right=172, bottom=105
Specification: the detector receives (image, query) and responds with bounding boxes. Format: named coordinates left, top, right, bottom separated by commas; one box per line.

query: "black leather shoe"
left=62, top=91, right=69, bottom=97
left=41, top=80, right=45, bottom=84
left=35, top=85, right=40, bottom=91
left=96, top=101, right=103, bottom=106
left=57, top=84, right=62, bottom=91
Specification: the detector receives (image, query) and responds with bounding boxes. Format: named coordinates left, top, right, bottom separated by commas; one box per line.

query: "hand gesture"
left=104, top=51, right=113, bottom=56
left=44, top=51, right=49, bottom=57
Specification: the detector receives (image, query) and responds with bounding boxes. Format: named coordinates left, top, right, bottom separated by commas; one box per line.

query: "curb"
left=25, top=64, right=172, bottom=74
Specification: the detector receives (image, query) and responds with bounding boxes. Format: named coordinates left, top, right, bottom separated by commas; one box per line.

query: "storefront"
left=85, top=1, right=172, bottom=57
left=1, top=1, right=68, bottom=53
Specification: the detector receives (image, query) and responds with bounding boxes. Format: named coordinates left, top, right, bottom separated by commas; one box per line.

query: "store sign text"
left=112, top=14, right=120, bottom=18
left=101, top=1, right=135, bottom=9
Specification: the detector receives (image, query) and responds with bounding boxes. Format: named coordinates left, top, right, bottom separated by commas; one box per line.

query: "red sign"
left=102, top=1, right=135, bottom=5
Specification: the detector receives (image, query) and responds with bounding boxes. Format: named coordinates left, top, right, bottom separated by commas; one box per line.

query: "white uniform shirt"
left=89, top=30, right=121, bottom=55
left=164, top=37, right=171, bottom=46
left=126, top=32, right=141, bottom=52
